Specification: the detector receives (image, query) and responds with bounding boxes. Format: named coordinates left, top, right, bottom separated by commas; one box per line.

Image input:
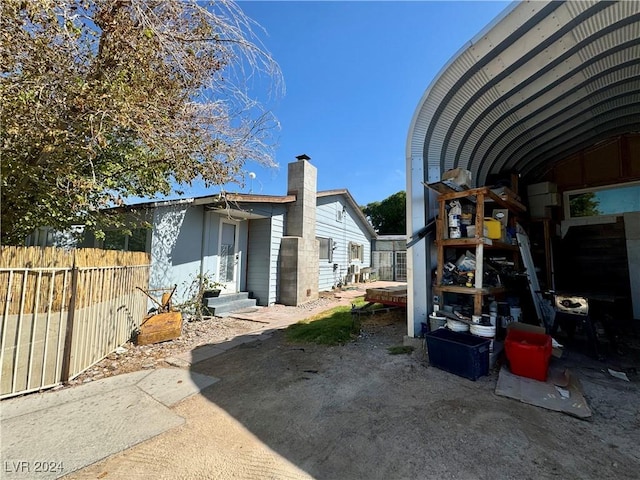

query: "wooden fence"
left=1, top=247, right=150, bottom=398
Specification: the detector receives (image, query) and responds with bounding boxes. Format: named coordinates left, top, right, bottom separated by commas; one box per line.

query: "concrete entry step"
left=204, top=292, right=258, bottom=317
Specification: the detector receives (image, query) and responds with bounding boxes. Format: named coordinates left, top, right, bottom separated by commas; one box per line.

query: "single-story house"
left=406, top=1, right=640, bottom=337
left=82, top=155, right=377, bottom=306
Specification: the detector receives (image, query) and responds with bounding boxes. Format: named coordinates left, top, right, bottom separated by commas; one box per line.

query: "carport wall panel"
left=279, top=237, right=319, bottom=306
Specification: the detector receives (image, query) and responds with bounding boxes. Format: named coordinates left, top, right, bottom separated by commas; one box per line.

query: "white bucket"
left=470, top=323, right=496, bottom=338
left=429, top=314, right=447, bottom=331
left=470, top=323, right=496, bottom=351
left=446, top=319, right=469, bottom=332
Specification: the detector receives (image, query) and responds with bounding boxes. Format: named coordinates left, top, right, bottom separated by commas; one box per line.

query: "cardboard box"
left=529, top=192, right=560, bottom=206
left=529, top=204, right=551, bottom=218
left=442, top=168, right=472, bottom=189
left=527, top=181, right=558, bottom=196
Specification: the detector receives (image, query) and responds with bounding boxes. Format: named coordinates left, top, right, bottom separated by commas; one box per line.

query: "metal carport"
left=406, top=0, right=640, bottom=336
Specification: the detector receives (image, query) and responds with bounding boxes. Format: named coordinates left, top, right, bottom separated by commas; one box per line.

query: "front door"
left=218, top=221, right=238, bottom=292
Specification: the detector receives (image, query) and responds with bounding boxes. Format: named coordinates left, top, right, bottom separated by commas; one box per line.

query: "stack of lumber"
left=364, top=286, right=407, bottom=307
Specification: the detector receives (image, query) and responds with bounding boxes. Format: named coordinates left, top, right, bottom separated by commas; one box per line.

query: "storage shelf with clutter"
left=428, top=183, right=526, bottom=319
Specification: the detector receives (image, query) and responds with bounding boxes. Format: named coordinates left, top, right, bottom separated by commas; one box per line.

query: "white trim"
left=560, top=215, right=619, bottom=239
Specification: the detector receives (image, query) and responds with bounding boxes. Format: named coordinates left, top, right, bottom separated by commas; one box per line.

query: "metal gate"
left=373, top=251, right=406, bottom=282
left=1, top=248, right=150, bottom=398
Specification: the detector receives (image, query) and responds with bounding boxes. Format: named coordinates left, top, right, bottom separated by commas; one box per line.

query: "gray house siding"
left=244, top=203, right=286, bottom=306
left=246, top=218, right=270, bottom=305
left=316, top=195, right=372, bottom=291
left=270, top=214, right=284, bottom=304
left=149, top=202, right=203, bottom=304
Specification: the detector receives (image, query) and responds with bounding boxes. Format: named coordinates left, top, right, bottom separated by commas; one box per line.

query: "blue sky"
left=183, top=1, right=512, bottom=206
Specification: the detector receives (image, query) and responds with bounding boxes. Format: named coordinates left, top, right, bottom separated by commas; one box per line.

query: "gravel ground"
left=70, top=294, right=347, bottom=386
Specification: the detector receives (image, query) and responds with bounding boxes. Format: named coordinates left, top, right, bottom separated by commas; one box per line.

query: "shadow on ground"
left=185, top=315, right=640, bottom=480
left=62, top=311, right=640, bottom=480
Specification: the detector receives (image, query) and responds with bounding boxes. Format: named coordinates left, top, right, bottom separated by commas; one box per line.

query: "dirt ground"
left=70, top=296, right=341, bottom=385
left=65, top=308, right=640, bottom=480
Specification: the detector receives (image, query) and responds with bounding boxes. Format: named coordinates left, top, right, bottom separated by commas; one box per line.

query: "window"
left=103, top=228, right=149, bottom=252
left=318, top=237, right=333, bottom=262
left=349, top=242, right=363, bottom=262
left=564, top=181, right=640, bottom=219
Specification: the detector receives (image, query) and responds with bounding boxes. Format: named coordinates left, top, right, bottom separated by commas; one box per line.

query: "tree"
left=362, top=191, right=406, bottom=235
left=569, top=192, right=600, bottom=218
left=0, top=0, right=282, bottom=245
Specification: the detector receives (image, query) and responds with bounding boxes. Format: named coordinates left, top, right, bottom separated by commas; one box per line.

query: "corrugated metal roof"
left=407, top=0, right=640, bottom=186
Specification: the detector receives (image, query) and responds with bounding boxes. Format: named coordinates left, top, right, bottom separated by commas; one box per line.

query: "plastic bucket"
left=446, top=319, right=470, bottom=332
left=470, top=323, right=496, bottom=351
left=429, top=314, right=447, bottom=332
left=470, top=324, right=496, bottom=338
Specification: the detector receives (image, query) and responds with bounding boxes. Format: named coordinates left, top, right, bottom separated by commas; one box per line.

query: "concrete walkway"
left=0, top=282, right=405, bottom=479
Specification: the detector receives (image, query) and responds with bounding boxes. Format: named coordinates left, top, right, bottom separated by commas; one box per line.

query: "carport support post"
left=406, top=156, right=432, bottom=337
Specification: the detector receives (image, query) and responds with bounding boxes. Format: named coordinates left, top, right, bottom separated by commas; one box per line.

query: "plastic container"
left=483, top=218, right=502, bottom=239
left=505, top=329, right=552, bottom=381
left=425, top=329, right=490, bottom=381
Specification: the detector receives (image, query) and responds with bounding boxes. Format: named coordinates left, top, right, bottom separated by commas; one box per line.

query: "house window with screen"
left=349, top=242, right=363, bottom=262
left=103, top=228, right=149, bottom=252
left=318, top=237, right=333, bottom=262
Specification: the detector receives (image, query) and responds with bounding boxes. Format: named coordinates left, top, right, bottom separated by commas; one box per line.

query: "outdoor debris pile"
left=440, top=250, right=507, bottom=288
left=136, top=286, right=183, bottom=345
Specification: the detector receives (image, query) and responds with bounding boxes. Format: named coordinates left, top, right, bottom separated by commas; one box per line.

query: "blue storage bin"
left=425, top=328, right=490, bottom=381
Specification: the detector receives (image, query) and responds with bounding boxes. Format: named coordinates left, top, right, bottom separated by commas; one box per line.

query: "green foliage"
left=387, top=345, right=414, bottom=355
left=175, top=271, right=225, bottom=321
left=569, top=192, right=601, bottom=218
left=362, top=191, right=406, bottom=234
left=0, top=0, right=282, bottom=244
left=285, top=304, right=362, bottom=346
